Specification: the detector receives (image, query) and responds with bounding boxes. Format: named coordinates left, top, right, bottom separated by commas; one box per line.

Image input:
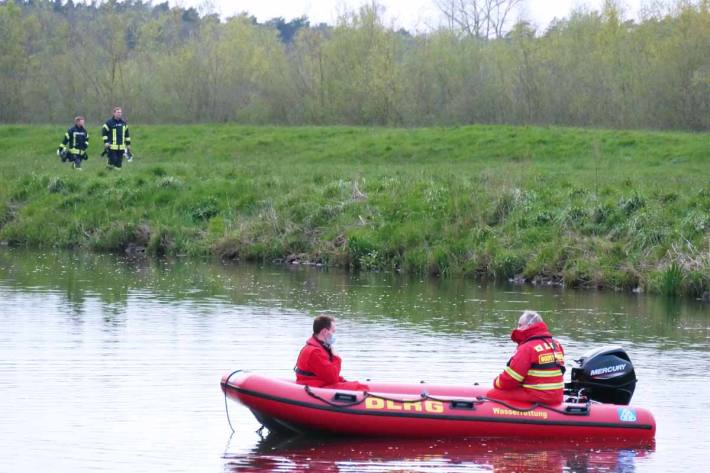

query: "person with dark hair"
left=57, top=116, right=89, bottom=169
left=294, top=315, right=367, bottom=390
left=487, top=310, right=566, bottom=404
left=102, top=106, right=131, bottom=169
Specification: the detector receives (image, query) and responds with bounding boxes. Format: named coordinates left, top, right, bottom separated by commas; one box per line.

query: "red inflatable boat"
left=221, top=346, right=655, bottom=440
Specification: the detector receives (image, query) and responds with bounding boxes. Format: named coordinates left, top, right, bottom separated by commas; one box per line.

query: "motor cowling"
left=566, top=345, right=637, bottom=405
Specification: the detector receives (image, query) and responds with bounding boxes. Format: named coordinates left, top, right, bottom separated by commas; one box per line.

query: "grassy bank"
left=0, top=124, right=708, bottom=298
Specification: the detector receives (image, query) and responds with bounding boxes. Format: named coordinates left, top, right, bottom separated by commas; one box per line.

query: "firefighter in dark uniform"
left=102, top=106, right=131, bottom=168
left=57, top=116, right=89, bottom=169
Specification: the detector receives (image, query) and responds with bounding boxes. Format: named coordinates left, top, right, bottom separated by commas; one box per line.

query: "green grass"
left=0, top=124, right=708, bottom=297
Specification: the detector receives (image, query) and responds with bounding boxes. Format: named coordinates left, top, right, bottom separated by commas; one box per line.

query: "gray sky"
left=174, top=0, right=643, bottom=31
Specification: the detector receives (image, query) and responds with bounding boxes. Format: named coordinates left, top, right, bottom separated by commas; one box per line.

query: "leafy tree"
left=0, top=0, right=707, bottom=130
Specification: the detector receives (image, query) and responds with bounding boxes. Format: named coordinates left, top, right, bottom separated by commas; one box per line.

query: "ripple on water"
left=0, top=251, right=708, bottom=472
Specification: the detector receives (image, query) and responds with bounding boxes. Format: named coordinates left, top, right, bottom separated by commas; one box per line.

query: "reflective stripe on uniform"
left=504, top=366, right=525, bottom=382
left=105, top=122, right=128, bottom=149
left=522, top=382, right=564, bottom=391
left=68, top=148, right=85, bottom=155
left=527, top=369, right=563, bottom=378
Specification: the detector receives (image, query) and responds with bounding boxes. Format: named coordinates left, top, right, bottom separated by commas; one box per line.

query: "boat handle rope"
left=304, top=386, right=487, bottom=410
left=223, top=369, right=243, bottom=433
left=304, top=386, right=589, bottom=416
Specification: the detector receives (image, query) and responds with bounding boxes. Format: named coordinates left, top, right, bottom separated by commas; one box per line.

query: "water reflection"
left=0, top=249, right=707, bottom=350
left=224, top=433, right=654, bottom=472
left=0, top=248, right=707, bottom=473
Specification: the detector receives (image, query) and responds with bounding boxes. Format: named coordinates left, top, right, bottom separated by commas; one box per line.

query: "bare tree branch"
left=435, top=0, right=525, bottom=39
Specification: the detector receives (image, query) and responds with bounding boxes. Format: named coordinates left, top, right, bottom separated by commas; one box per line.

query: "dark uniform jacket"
left=60, top=125, right=89, bottom=156
left=102, top=117, right=131, bottom=150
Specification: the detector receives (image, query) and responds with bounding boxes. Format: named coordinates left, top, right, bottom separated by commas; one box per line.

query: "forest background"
left=1, top=0, right=708, bottom=130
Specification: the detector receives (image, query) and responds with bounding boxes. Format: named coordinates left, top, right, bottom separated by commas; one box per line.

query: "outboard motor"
left=565, top=345, right=637, bottom=405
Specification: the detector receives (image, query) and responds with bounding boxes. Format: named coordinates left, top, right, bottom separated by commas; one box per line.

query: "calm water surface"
left=0, top=250, right=708, bottom=472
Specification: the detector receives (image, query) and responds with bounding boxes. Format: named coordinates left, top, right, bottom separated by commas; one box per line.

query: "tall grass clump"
left=659, top=263, right=685, bottom=297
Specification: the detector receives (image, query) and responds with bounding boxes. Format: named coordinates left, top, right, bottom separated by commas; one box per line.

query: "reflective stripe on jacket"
left=294, top=336, right=345, bottom=387
left=60, top=125, right=89, bottom=155
left=102, top=117, right=131, bottom=150
left=493, top=322, right=565, bottom=403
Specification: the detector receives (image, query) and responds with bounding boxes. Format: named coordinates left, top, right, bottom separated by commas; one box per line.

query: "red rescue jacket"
left=295, top=336, right=345, bottom=387
left=493, top=322, right=565, bottom=404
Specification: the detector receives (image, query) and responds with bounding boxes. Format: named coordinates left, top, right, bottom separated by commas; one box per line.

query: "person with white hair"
left=487, top=310, right=566, bottom=404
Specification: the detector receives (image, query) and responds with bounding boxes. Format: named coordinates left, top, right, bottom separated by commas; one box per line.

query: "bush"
left=591, top=203, right=614, bottom=224
left=685, top=271, right=709, bottom=299
left=659, top=263, right=684, bottom=297
left=359, top=249, right=384, bottom=271
left=402, top=248, right=428, bottom=274
left=91, top=222, right=137, bottom=252
left=0, top=203, right=13, bottom=228
left=191, top=198, right=220, bottom=221
left=562, top=262, right=593, bottom=288
left=627, top=212, right=668, bottom=250
left=346, top=232, right=377, bottom=269
left=560, top=206, right=587, bottom=228
left=150, top=166, right=167, bottom=177
left=680, top=212, right=708, bottom=238
left=619, top=192, right=645, bottom=215
left=148, top=227, right=174, bottom=257
left=493, top=252, right=526, bottom=280
left=47, top=177, right=67, bottom=194
left=213, top=236, right=240, bottom=260
left=322, top=180, right=347, bottom=199
left=535, top=211, right=554, bottom=225
left=157, top=176, right=183, bottom=189
left=486, top=193, right=515, bottom=226
left=428, top=246, right=452, bottom=276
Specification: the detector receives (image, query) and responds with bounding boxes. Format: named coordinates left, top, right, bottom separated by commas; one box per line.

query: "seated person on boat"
left=487, top=311, right=565, bottom=404
left=294, top=315, right=368, bottom=391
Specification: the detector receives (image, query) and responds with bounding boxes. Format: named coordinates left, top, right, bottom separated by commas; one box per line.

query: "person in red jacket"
left=487, top=311, right=565, bottom=405
left=294, top=315, right=368, bottom=390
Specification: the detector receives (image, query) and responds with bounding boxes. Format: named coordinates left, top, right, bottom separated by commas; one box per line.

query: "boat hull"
left=221, top=372, right=655, bottom=439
